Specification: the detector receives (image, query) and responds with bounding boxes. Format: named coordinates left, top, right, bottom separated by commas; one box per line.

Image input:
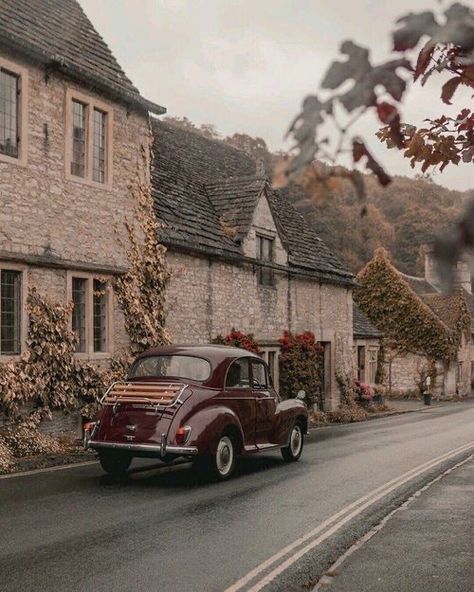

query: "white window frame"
left=0, top=57, right=28, bottom=166
left=65, top=88, right=113, bottom=188
left=261, top=347, right=280, bottom=392
left=0, top=262, right=27, bottom=359
left=67, top=271, right=114, bottom=358
left=256, top=233, right=275, bottom=287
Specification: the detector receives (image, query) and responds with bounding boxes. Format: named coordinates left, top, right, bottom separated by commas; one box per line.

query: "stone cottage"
left=0, top=0, right=357, bottom=415
left=151, top=121, right=356, bottom=409
left=356, top=248, right=473, bottom=397
left=0, top=1, right=163, bottom=362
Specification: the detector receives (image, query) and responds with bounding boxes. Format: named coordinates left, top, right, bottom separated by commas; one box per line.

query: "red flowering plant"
left=279, top=331, right=324, bottom=408
left=354, top=380, right=374, bottom=404
left=212, top=328, right=262, bottom=355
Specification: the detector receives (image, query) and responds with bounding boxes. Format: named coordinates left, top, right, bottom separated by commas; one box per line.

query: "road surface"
left=1, top=400, right=473, bottom=592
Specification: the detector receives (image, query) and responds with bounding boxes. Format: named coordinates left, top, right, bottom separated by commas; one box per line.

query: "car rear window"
left=130, top=355, right=211, bottom=381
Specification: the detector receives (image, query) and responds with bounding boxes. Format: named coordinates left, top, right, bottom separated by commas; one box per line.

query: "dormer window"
left=256, top=235, right=274, bottom=286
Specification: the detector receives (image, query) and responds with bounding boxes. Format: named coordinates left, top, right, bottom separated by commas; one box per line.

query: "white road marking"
left=311, top=453, right=474, bottom=591
left=0, top=460, right=98, bottom=480
left=225, top=441, right=474, bottom=592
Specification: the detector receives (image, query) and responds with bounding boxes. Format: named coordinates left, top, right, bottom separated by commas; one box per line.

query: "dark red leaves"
left=414, top=41, right=436, bottom=81
left=352, top=139, right=391, bottom=186
left=377, top=102, right=404, bottom=149
left=441, top=76, right=463, bottom=104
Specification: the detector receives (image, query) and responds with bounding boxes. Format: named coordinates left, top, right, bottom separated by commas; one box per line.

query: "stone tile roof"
left=353, top=304, right=382, bottom=339
left=206, top=176, right=266, bottom=241
left=266, top=188, right=353, bottom=280
left=0, top=0, right=164, bottom=114
left=397, top=270, right=471, bottom=331
left=151, top=133, right=240, bottom=258
left=151, top=120, right=354, bottom=285
left=421, top=293, right=465, bottom=331
left=399, top=272, right=438, bottom=295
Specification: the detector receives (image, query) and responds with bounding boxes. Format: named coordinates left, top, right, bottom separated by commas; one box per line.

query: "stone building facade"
left=0, top=0, right=357, bottom=415
left=152, top=121, right=356, bottom=409
left=0, top=0, right=164, bottom=365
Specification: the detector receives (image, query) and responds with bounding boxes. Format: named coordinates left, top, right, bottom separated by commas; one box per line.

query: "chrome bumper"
left=88, top=440, right=198, bottom=457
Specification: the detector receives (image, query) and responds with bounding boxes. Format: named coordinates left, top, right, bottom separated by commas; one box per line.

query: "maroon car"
left=84, top=345, right=308, bottom=480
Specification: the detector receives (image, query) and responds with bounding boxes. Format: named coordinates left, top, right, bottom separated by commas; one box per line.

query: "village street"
left=1, top=401, right=473, bottom=592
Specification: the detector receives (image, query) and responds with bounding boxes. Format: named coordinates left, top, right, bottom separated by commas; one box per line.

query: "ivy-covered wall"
left=356, top=249, right=472, bottom=397
left=355, top=249, right=470, bottom=361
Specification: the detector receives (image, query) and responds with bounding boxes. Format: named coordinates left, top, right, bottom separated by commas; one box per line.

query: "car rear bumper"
left=87, top=440, right=198, bottom=457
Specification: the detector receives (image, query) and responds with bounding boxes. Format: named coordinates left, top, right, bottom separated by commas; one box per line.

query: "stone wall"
left=0, top=48, right=151, bottom=362
left=386, top=335, right=472, bottom=398
left=0, top=49, right=354, bottom=414
left=165, top=250, right=353, bottom=409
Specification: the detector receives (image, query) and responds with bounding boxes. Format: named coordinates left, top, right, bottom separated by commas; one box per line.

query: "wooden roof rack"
left=102, top=381, right=187, bottom=408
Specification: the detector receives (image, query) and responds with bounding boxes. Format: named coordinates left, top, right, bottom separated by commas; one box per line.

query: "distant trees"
left=283, top=1, right=473, bottom=288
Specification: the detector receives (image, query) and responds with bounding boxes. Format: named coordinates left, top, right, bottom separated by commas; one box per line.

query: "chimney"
left=454, top=258, right=472, bottom=294
left=425, top=246, right=472, bottom=294
left=255, top=158, right=266, bottom=178
left=424, top=247, right=439, bottom=287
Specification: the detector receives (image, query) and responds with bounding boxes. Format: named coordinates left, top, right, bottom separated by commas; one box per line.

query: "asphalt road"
left=1, top=400, right=473, bottom=592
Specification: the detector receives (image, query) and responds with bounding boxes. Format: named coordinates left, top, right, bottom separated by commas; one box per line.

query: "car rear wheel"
left=214, top=435, right=236, bottom=480
left=98, top=450, right=132, bottom=476
left=194, top=433, right=236, bottom=481
left=281, top=422, right=304, bottom=462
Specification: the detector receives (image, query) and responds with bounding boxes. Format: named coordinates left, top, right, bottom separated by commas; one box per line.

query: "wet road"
left=1, top=400, right=473, bottom=592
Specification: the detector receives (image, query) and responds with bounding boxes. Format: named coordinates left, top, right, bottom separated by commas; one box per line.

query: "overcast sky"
left=80, top=0, right=472, bottom=191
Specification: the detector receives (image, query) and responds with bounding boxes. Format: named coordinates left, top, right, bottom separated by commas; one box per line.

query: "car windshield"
left=130, top=355, right=211, bottom=381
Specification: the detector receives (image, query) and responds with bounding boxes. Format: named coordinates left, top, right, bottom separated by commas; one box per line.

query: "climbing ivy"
left=355, top=248, right=470, bottom=361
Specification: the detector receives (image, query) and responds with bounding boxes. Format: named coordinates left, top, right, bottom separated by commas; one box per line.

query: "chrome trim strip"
left=89, top=441, right=198, bottom=456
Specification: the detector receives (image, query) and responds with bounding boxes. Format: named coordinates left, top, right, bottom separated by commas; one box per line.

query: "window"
left=251, top=359, right=268, bottom=389
left=0, top=59, right=27, bottom=164
left=256, top=235, right=274, bottom=286
left=261, top=348, right=279, bottom=390
left=70, top=275, right=110, bottom=355
left=367, top=349, right=378, bottom=384
left=357, top=345, right=366, bottom=382
left=93, top=280, right=107, bottom=353
left=66, top=90, right=112, bottom=185
left=0, top=69, right=19, bottom=158
left=72, top=278, right=87, bottom=352
left=92, top=109, right=106, bottom=183
left=130, top=355, right=211, bottom=381
left=226, top=358, right=251, bottom=388
left=0, top=270, right=21, bottom=355
left=71, top=100, right=86, bottom=177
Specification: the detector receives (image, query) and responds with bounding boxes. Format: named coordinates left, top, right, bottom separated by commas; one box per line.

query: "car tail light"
left=175, top=425, right=192, bottom=445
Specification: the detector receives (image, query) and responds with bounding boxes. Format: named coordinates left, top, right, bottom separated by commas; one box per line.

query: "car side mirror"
left=296, top=390, right=306, bottom=400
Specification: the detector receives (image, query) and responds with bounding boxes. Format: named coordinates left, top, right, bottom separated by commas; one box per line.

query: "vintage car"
left=84, top=345, right=308, bottom=480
